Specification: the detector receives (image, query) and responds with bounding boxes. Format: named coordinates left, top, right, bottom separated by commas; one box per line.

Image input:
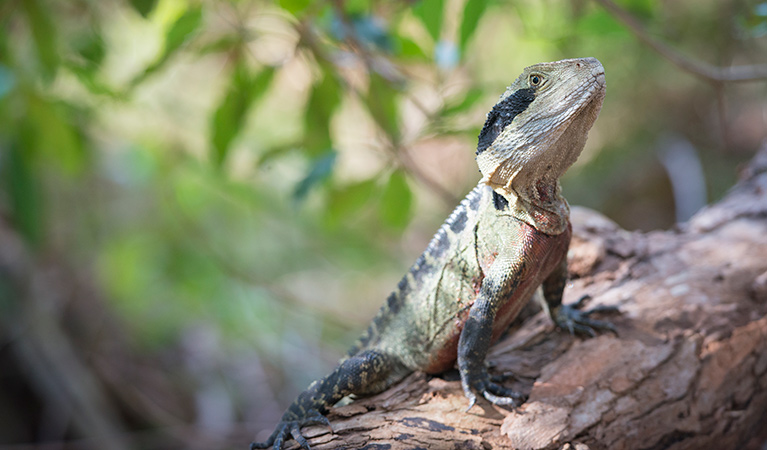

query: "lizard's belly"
left=417, top=220, right=571, bottom=374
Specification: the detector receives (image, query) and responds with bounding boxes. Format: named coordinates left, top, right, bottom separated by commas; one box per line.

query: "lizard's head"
left=475, top=57, right=606, bottom=200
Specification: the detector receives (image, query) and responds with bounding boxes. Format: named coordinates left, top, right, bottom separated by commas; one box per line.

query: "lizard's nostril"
left=576, top=63, right=582, bottom=68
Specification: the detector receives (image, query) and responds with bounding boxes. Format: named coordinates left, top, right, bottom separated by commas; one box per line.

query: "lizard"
left=252, top=57, right=610, bottom=450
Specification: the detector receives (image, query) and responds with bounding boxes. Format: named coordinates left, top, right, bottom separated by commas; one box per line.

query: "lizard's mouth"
left=585, top=71, right=607, bottom=107
left=595, top=72, right=606, bottom=85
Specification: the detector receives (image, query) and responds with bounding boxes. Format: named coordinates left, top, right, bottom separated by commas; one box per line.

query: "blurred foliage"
left=0, top=0, right=765, bottom=445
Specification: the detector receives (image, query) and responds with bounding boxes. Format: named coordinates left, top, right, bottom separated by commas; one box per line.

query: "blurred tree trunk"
left=284, top=146, right=767, bottom=450
left=0, top=222, right=196, bottom=448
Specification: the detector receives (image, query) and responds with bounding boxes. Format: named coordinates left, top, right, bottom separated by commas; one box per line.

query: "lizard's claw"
left=462, top=370, right=526, bottom=411
left=464, top=390, right=477, bottom=412
left=304, top=410, right=333, bottom=430
left=250, top=410, right=332, bottom=450
left=554, top=297, right=619, bottom=337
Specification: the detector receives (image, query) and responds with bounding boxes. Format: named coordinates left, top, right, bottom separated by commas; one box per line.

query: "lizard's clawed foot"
left=554, top=295, right=619, bottom=337
left=250, top=410, right=331, bottom=450
left=462, top=370, right=526, bottom=411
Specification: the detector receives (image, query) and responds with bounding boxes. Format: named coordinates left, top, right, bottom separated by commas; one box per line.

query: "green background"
left=0, top=0, right=765, bottom=447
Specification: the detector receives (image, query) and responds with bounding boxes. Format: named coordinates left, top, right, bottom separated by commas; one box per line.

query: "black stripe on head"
left=476, top=87, right=536, bottom=155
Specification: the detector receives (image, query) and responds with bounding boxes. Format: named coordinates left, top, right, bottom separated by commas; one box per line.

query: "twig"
left=714, top=83, right=730, bottom=150
left=397, top=145, right=462, bottom=205
left=593, top=0, right=767, bottom=83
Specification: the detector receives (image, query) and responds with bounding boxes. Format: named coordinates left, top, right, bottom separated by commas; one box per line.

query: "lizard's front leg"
left=458, top=252, right=526, bottom=410
left=542, top=258, right=618, bottom=336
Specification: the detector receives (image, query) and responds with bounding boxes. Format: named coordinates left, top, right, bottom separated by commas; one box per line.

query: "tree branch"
left=594, top=0, right=767, bottom=83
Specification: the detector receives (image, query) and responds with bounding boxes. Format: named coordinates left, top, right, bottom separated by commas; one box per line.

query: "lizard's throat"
left=491, top=171, right=570, bottom=236
left=479, top=138, right=578, bottom=235
left=479, top=110, right=595, bottom=235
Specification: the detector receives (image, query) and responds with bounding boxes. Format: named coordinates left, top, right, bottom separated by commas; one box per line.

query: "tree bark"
left=290, top=146, right=767, bottom=450
left=3, top=149, right=766, bottom=450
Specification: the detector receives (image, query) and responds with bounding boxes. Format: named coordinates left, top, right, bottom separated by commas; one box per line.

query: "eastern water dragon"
left=252, top=57, right=611, bottom=450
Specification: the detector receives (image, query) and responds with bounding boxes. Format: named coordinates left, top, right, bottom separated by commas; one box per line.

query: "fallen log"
left=287, top=146, right=767, bottom=450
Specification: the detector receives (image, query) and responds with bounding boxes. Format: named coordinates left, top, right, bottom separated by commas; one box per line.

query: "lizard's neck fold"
left=493, top=178, right=570, bottom=235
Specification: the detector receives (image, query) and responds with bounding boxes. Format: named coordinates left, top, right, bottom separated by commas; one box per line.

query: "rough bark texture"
left=285, top=147, right=767, bottom=450
left=2, top=150, right=766, bottom=449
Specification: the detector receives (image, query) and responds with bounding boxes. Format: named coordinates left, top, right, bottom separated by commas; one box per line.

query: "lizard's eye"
left=529, top=74, right=543, bottom=87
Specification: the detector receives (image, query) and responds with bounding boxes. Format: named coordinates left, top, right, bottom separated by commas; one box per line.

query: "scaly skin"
left=252, top=57, right=610, bottom=450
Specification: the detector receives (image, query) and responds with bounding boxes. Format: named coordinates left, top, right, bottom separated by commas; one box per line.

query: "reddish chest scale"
left=422, top=221, right=571, bottom=374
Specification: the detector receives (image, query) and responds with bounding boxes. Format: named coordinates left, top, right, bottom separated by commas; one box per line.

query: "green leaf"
left=395, top=36, right=428, bottom=59
left=459, top=0, right=490, bottom=53
left=131, top=6, right=203, bottom=86
left=413, top=0, right=445, bottom=42
left=25, top=92, right=86, bottom=176
left=3, top=142, right=44, bottom=247
left=574, top=9, right=628, bottom=37
left=443, top=88, right=484, bottom=116
left=624, top=0, right=655, bottom=19
left=67, top=63, right=122, bottom=99
left=66, top=26, right=114, bottom=96
left=166, top=6, right=203, bottom=53
left=366, top=73, right=400, bottom=143
left=294, top=152, right=337, bottom=201
left=304, top=71, right=341, bottom=156
left=379, top=170, right=412, bottom=230
left=324, top=179, right=376, bottom=228
left=211, top=64, right=275, bottom=167
left=344, top=0, right=371, bottom=15
left=196, top=34, right=242, bottom=56
left=75, top=27, right=106, bottom=67
left=279, top=0, right=312, bottom=16
left=129, top=0, right=158, bottom=18
left=21, top=0, right=59, bottom=82
left=256, top=143, right=299, bottom=167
